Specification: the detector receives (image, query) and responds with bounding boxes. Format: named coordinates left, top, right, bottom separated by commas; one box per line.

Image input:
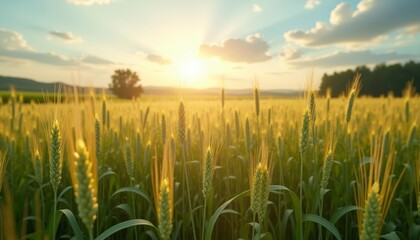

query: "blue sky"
left=1, top=0, right=419, bottom=89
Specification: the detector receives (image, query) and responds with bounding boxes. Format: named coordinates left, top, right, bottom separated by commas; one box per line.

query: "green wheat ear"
left=245, top=117, right=251, bottom=152
left=299, top=109, right=310, bottom=157
left=346, top=90, right=356, bottom=124
left=158, top=178, right=172, bottom=240
left=161, top=113, right=166, bottom=144
left=74, top=140, right=98, bottom=233
left=34, top=150, right=43, bottom=186
left=95, top=117, right=100, bottom=162
left=178, top=101, right=185, bottom=144
left=202, top=146, right=213, bottom=199
left=102, top=97, right=107, bottom=127
left=360, top=182, right=381, bottom=240
left=254, top=85, right=260, bottom=117
left=50, top=120, right=62, bottom=193
left=125, top=137, right=134, bottom=179
left=257, top=167, right=269, bottom=224
left=320, top=150, right=333, bottom=190
left=309, top=91, right=316, bottom=122
left=251, top=163, right=263, bottom=214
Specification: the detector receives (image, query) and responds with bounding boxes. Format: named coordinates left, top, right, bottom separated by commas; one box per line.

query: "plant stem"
left=40, top=185, right=45, bottom=229
left=89, top=228, right=94, bottom=240
left=300, top=153, right=304, bottom=240
left=344, top=122, right=349, bottom=240
left=252, top=212, right=256, bottom=240
left=319, top=189, right=324, bottom=240
left=130, top=179, right=139, bottom=240
left=182, top=144, right=197, bottom=240
left=53, top=189, right=57, bottom=240
left=202, top=198, right=207, bottom=240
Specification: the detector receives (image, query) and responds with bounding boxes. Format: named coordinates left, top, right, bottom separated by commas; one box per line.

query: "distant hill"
left=0, top=75, right=301, bottom=97
left=0, top=76, right=73, bottom=92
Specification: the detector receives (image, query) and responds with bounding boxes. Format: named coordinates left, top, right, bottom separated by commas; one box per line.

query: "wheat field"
left=0, top=84, right=419, bottom=240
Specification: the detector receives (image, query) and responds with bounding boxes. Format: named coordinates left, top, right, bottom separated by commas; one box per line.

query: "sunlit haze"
left=1, top=0, right=420, bottom=90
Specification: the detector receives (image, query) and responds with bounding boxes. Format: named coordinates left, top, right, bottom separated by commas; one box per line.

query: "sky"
left=0, top=0, right=420, bottom=90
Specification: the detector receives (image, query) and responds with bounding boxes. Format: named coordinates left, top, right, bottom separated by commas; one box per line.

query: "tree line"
left=319, top=61, right=420, bottom=97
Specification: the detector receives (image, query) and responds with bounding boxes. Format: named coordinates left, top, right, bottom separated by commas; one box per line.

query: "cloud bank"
left=67, top=0, right=113, bottom=5
left=0, top=28, right=112, bottom=67
left=288, top=50, right=415, bottom=68
left=285, top=0, right=420, bottom=47
left=305, top=0, right=321, bottom=9
left=146, top=54, right=172, bottom=65
left=48, top=31, right=82, bottom=43
left=199, top=34, right=271, bottom=63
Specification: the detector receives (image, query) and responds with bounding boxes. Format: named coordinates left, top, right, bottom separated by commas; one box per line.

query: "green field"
left=0, top=85, right=419, bottom=240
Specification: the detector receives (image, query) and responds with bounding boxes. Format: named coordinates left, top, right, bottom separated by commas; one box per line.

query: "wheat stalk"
left=73, top=140, right=98, bottom=239
left=95, top=116, right=101, bottom=162
left=254, top=82, right=260, bottom=118
left=320, top=149, right=333, bottom=191
left=0, top=151, right=7, bottom=193
left=101, top=96, right=107, bottom=127
left=360, top=182, right=381, bottom=240
left=299, top=109, right=310, bottom=157
left=153, top=142, right=174, bottom=240
left=34, top=150, right=43, bottom=186
left=345, top=74, right=361, bottom=125
left=355, top=133, right=404, bottom=239
left=125, top=137, right=134, bottom=179
left=416, top=152, right=420, bottom=216
left=178, top=101, right=186, bottom=144
left=49, top=120, right=62, bottom=193
left=161, top=113, right=167, bottom=144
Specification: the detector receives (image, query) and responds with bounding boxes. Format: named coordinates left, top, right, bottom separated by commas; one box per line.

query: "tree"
left=109, top=69, right=144, bottom=99
left=319, top=61, right=420, bottom=97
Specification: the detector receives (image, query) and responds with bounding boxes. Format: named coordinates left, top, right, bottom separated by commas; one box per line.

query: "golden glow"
left=178, top=57, right=206, bottom=81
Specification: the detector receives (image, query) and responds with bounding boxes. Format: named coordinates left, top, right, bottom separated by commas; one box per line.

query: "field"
left=0, top=85, right=419, bottom=240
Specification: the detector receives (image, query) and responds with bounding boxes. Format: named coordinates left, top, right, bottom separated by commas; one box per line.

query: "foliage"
left=319, top=61, right=420, bottom=97
left=109, top=69, right=143, bottom=99
left=0, top=86, right=419, bottom=240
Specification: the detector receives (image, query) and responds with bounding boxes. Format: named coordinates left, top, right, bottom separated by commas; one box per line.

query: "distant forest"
left=319, top=61, right=420, bottom=97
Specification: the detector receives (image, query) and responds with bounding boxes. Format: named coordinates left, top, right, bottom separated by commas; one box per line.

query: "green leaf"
left=204, top=190, right=250, bottom=240
left=330, top=205, right=361, bottom=225
left=380, top=232, right=400, bottom=240
left=58, top=186, right=73, bottom=200
left=303, top=214, right=342, bottom=240
left=99, top=168, right=117, bottom=182
left=111, top=186, right=152, bottom=206
left=95, top=219, right=157, bottom=240
left=23, top=232, right=44, bottom=240
left=59, top=209, right=84, bottom=240
left=114, top=203, right=133, bottom=218
left=269, top=185, right=302, bottom=240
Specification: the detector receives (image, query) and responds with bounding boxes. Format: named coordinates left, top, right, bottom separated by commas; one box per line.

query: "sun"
left=178, top=57, right=206, bottom=81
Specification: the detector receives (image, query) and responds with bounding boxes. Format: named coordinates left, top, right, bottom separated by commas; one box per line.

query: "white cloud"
left=67, top=0, right=113, bottom=5
left=330, top=3, right=352, bottom=25
left=285, top=0, right=420, bottom=47
left=199, top=33, right=271, bottom=63
left=146, top=54, right=172, bottom=65
left=0, top=28, right=112, bottom=67
left=253, top=4, right=262, bottom=12
left=288, top=50, right=415, bottom=68
left=81, top=55, right=114, bottom=65
left=0, top=28, right=31, bottom=51
left=280, top=45, right=303, bottom=60
left=305, top=0, right=321, bottom=9
left=48, top=31, right=82, bottom=43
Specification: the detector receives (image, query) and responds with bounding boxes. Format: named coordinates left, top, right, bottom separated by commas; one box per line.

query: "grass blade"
left=95, top=219, right=156, bottom=240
